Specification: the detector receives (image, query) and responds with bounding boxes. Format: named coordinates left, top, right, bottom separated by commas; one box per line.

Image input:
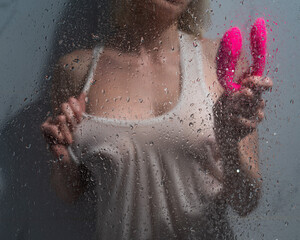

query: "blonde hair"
left=111, top=0, right=211, bottom=38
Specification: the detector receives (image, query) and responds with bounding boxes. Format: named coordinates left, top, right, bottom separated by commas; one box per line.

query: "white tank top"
left=68, top=31, right=231, bottom=240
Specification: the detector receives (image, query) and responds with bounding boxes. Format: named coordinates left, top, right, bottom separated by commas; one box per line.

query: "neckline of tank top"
left=81, top=30, right=205, bottom=127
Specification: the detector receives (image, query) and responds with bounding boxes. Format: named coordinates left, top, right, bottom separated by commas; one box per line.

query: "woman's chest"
left=85, top=56, right=182, bottom=121
left=73, top=96, right=217, bottom=170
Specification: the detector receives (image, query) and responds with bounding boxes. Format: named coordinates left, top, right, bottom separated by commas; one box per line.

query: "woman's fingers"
left=50, top=144, right=70, bottom=163
left=256, top=108, right=265, bottom=123
left=236, top=108, right=264, bottom=130
left=41, top=115, right=74, bottom=146
left=41, top=94, right=86, bottom=160
left=42, top=94, right=86, bottom=158
left=41, top=118, right=66, bottom=145
left=241, top=76, right=273, bottom=93
left=230, top=88, right=266, bottom=119
left=42, top=94, right=85, bottom=145
left=61, top=102, right=77, bottom=131
left=69, top=97, right=84, bottom=123
left=231, top=88, right=255, bottom=114
left=237, top=116, right=257, bottom=129
left=233, top=75, right=270, bottom=122
left=63, top=94, right=86, bottom=127
left=57, top=115, right=73, bottom=145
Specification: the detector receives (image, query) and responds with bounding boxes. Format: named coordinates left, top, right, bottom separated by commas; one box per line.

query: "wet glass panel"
left=0, top=0, right=299, bottom=239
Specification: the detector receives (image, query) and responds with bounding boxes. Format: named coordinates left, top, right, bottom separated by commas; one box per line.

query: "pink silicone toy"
left=217, top=27, right=243, bottom=92
left=217, top=18, right=267, bottom=93
left=251, top=18, right=267, bottom=76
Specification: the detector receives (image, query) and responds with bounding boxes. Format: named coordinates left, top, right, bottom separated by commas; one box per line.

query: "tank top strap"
left=81, top=34, right=213, bottom=108
left=82, top=44, right=104, bottom=95
left=179, top=31, right=214, bottom=109
left=195, top=38, right=214, bottom=104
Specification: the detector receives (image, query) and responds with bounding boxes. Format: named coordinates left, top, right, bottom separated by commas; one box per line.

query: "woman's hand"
left=41, top=93, right=86, bottom=203
left=214, top=75, right=273, bottom=143
left=41, top=93, right=86, bottom=162
left=215, top=17, right=271, bottom=141
left=213, top=74, right=272, bottom=216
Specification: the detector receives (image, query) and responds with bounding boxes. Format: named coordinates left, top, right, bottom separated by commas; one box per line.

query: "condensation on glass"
left=0, top=0, right=299, bottom=239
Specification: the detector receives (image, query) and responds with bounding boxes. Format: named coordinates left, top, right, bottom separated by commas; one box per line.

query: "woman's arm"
left=217, top=129, right=261, bottom=216
left=43, top=50, right=93, bottom=203
left=213, top=73, right=272, bottom=216
left=51, top=49, right=92, bottom=115
left=50, top=145, right=89, bottom=203
left=201, top=38, right=271, bottom=216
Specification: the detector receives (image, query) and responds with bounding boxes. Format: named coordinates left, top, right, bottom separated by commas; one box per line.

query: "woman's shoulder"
left=51, top=48, right=94, bottom=114
left=199, top=36, right=249, bottom=70
left=56, top=48, right=94, bottom=89
left=200, top=37, right=221, bottom=63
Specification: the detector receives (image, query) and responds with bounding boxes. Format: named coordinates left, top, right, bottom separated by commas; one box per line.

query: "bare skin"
left=41, top=0, right=273, bottom=215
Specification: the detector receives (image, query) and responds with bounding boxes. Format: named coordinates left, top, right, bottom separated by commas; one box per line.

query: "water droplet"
left=189, top=122, right=194, bottom=127
left=45, top=75, right=52, bottom=81
left=285, top=221, right=289, bottom=226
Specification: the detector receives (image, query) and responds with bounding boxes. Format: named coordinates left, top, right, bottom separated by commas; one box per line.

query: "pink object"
left=217, top=27, right=243, bottom=92
left=217, top=18, right=267, bottom=93
left=251, top=18, right=267, bottom=76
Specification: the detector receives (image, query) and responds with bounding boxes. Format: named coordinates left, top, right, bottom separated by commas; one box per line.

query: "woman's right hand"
left=41, top=93, right=86, bottom=163
left=41, top=93, right=87, bottom=203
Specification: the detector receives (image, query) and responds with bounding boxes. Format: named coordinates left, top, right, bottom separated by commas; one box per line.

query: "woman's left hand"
left=214, top=75, right=273, bottom=143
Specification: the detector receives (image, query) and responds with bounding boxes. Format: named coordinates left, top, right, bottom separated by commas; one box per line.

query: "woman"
left=41, top=0, right=273, bottom=239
